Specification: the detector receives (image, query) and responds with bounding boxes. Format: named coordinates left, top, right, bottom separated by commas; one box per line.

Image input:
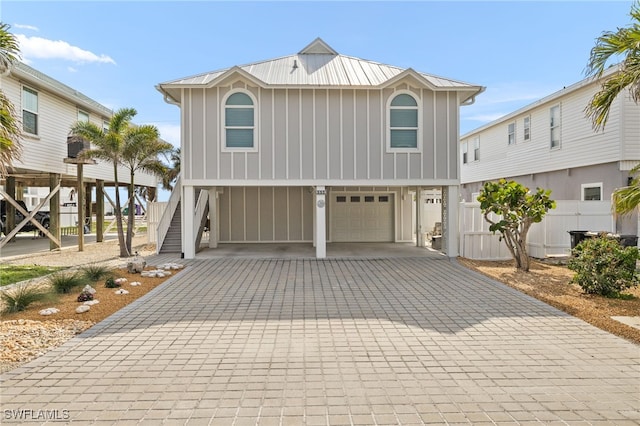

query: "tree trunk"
left=126, top=173, right=135, bottom=255
left=113, top=166, right=128, bottom=257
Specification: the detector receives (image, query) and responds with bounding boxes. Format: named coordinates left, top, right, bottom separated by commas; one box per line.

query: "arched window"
left=388, top=93, right=419, bottom=150
left=224, top=92, right=254, bottom=149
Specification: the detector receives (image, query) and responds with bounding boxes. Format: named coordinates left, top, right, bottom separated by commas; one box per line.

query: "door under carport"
left=331, top=193, right=394, bottom=242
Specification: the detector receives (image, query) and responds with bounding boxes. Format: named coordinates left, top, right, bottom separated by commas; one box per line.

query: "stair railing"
left=156, top=175, right=181, bottom=254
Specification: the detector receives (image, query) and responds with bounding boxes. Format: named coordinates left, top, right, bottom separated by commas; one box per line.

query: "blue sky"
left=2, top=0, right=636, bottom=199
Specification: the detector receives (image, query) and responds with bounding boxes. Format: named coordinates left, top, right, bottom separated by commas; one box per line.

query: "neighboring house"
left=156, top=38, right=484, bottom=258
left=0, top=62, right=160, bottom=248
left=460, top=66, right=640, bottom=237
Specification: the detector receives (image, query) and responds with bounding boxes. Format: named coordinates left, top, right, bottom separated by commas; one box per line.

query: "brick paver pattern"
left=1, top=257, right=639, bottom=425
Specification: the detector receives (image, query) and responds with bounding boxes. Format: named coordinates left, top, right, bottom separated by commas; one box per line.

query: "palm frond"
left=585, top=2, right=640, bottom=130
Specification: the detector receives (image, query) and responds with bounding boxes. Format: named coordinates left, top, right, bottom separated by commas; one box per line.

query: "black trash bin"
left=618, top=235, right=639, bottom=247
left=568, top=230, right=589, bottom=250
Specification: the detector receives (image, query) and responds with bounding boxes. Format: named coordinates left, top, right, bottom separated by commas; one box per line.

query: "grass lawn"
left=0, top=265, right=66, bottom=287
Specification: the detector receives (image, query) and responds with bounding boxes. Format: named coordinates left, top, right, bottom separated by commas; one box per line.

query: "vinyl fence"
left=459, top=200, right=615, bottom=260
left=147, top=201, right=167, bottom=244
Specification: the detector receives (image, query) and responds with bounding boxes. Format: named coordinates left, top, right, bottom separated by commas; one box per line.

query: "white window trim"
left=386, top=90, right=422, bottom=153
left=523, top=115, right=531, bottom=141
left=472, top=136, right=480, bottom=162
left=507, top=122, right=516, bottom=146
left=550, top=104, right=561, bottom=150
left=462, top=141, right=468, bottom=164
left=22, top=85, right=39, bottom=136
left=221, top=89, right=259, bottom=153
left=78, top=109, right=90, bottom=122
left=581, top=182, right=603, bottom=201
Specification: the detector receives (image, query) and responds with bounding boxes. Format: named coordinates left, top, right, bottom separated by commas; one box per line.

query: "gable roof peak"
left=299, top=38, right=338, bottom=55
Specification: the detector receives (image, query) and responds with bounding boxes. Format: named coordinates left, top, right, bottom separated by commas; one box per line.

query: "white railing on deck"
left=156, top=176, right=181, bottom=254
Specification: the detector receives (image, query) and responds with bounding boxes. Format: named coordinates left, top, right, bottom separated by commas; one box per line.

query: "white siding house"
left=460, top=66, right=640, bottom=238
left=157, top=38, right=484, bottom=258
left=0, top=62, right=161, bottom=248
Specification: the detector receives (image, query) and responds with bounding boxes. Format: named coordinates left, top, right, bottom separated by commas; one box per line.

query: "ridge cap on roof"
left=298, top=37, right=338, bottom=55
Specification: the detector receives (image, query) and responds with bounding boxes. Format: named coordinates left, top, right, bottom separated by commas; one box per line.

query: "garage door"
left=331, top=193, right=394, bottom=242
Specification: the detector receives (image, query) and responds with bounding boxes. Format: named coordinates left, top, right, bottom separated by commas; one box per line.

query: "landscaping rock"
left=75, top=305, right=90, bottom=314
left=114, top=289, right=129, bottom=295
left=39, top=308, right=60, bottom=316
left=83, top=300, right=99, bottom=306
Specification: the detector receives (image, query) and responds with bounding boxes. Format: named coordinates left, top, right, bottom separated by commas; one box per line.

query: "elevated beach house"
left=156, top=38, right=484, bottom=258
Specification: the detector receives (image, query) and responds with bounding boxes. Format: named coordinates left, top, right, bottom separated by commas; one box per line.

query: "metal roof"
left=158, top=38, right=484, bottom=104
left=10, top=62, right=114, bottom=118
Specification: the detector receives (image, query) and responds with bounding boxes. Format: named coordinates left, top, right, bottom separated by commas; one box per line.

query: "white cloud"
left=13, top=24, right=39, bottom=31
left=151, top=123, right=181, bottom=147
left=476, top=83, right=556, bottom=107
left=463, top=113, right=510, bottom=123
left=67, top=66, right=77, bottom=73
left=15, top=34, right=116, bottom=65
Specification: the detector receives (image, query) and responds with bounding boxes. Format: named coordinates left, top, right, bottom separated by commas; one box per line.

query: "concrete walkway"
left=1, top=256, right=639, bottom=425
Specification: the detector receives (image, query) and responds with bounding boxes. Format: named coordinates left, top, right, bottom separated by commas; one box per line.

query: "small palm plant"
left=80, top=264, right=112, bottom=282
left=1, top=284, right=50, bottom=313
left=48, top=271, right=86, bottom=294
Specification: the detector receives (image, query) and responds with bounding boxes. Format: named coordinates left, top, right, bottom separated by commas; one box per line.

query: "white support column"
left=444, top=185, right=460, bottom=257
left=418, top=187, right=423, bottom=247
left=183, top=185, right=195, bottom=259
left=315, top=186, right=326, bottom=259
left=208, top=187, right=218, bottom=248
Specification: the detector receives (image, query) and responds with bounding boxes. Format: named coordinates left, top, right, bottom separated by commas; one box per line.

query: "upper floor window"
left=224, top=91, right=255, bottom=150
left=388, top=93, right=419, bottom=150
left=78, top=110, right=89, bottom=122
left=507, top=122, right=516, bottom=145
left=550, top=105, right=561, bottom=149
left=102, top=120, right=109, bottom=133
left=462, top=141, right=468, bottom=164
left=22, top=87, right=38, bottom=135
left=473, top=136, right=480, bottom=161
left=582, top=183, right=602, bottom=201
left=523, top=116, right=531, bottom=141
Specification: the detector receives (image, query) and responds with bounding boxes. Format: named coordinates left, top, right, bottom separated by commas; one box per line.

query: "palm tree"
left=161, top=147, right=180, bottom=191
left=0, top=22, right=22, bottom=177
left=121, top=126, right=172, bottom=254
left=585, top=2, right=640, bottom=131
left=613, top=164, right=640, bottom=216
left=70, top=108, right=137, bottom=257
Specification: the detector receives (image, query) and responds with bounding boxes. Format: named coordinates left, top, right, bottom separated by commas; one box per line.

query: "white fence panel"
left=147, top=202, right=167, bottom=244
left=460, top=200, right=616, bottom=260
left=459, top=202, right=512, bottom=260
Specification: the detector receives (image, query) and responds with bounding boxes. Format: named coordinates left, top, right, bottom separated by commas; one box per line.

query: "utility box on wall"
left=67, top=136, right=90, bottom=158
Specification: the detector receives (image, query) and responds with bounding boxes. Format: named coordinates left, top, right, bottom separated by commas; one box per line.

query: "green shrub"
left=104, top=277, right=120, bottom=288
left=1, top=284, right=51, bottom=313
left=80, top=264, right=112, bottom=282
left=48, top=271, right=86, bottom=294
left=568, top=236, right=640, bottom=296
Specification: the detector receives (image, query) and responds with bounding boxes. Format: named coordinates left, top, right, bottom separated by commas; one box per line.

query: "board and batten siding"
left=182, top=82, right=460, bottom=184
left=216, top=186, right=415, bottom=243
left=217, top=186, right=314, bottom=242
left=461, top=79, right=629, bottom=185
left=2, top=75, right=157, bottom=186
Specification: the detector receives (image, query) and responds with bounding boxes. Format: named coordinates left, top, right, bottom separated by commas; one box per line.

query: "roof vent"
left=293, top=59, right=298, bottom=69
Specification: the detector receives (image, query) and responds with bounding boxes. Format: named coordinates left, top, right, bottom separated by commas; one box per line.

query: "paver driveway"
left=2, top=256, right=639, bottom=425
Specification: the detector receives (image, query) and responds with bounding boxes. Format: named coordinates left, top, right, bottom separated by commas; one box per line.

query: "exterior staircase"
left=159, top=201, right=182, bottom=253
